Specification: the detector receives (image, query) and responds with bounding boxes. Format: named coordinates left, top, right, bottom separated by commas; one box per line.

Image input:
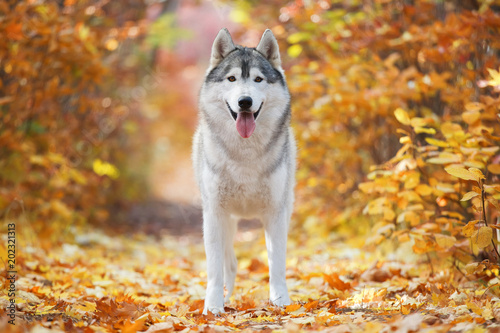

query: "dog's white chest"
left=218, top=165, right=271, bottom=217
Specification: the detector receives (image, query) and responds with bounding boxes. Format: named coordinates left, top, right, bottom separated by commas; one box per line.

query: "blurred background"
left=2, top=0, right=500, bottom=262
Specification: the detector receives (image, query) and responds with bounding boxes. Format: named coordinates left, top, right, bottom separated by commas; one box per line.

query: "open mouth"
left=226, top=101, right=263, bottom=121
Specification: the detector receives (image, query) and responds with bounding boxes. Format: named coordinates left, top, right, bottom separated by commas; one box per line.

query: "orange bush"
left=235, top=0, right=500, bottom=266
left=0, top=1, right=151, bottom=244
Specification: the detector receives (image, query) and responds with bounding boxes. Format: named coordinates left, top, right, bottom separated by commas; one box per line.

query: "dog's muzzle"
left=226, top=101, right=263, bottom=121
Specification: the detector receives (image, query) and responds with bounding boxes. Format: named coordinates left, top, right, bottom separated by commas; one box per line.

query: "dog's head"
left=204, top=29, right=287, bottom=138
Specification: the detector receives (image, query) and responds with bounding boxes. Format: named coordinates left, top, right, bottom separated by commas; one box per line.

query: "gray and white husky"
left=192, top=28, right=296, bottom=315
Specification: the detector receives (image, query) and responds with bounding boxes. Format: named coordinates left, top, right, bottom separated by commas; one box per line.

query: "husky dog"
left=192, top=28, right=296, bottom=315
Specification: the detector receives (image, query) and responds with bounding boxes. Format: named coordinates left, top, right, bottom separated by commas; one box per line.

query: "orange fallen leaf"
left=285, top=304, right=301, bottom=312
left=304, top=300, right=319, bottom=311
left=323, top=273, right=352, bottom=291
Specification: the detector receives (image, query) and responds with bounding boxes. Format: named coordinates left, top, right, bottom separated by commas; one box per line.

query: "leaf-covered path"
left=3, top=223, right=500, bottom=332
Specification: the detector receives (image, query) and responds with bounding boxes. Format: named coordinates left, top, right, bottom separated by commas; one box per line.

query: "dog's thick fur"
left=192, top=28, right=296, bottom=314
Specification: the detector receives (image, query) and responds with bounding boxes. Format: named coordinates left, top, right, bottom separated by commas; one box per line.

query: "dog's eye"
left=227, top=76, right=236, bottom=82
left=255, top=77, right=263, bottom=83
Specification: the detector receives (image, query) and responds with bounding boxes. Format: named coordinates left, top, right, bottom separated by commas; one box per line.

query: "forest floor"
left=2, top=207, right=500, bottom=332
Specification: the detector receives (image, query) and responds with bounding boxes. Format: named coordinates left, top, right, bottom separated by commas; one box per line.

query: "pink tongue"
left=236, top=112, right=256, bottom=138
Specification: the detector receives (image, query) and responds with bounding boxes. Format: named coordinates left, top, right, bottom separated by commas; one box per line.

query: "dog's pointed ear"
left=210, top=28, right=236, bottom=68
left=256, top=29, right=281, bottom=69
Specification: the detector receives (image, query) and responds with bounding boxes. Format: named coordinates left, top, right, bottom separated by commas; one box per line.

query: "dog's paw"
left=203, top=306, right=226, bottom=315
left=270, top=295, right=291, bottom=307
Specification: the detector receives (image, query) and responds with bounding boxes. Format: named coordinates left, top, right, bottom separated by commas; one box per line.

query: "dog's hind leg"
left=224, top=217, right=238, bottom=303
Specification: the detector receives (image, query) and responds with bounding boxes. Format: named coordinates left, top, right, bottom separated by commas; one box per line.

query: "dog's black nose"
left=238, top=96, right=253, bottom=110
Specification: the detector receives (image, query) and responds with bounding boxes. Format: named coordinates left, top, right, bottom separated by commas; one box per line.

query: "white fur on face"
left=222, top=68, right=277, bottom=117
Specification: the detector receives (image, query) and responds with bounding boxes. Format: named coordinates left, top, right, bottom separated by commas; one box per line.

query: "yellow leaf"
left=435, top=234, right=456, bottom=249
left=461, top=191, right=480, bottom=201
left=488, top=164, right=500, bottom=175
left=444, top=165, right=478, bottom=181
left=486, top=67, right=500, bottom=87
left=73, top=301, right=97, bottom=313
left=435, top=182, right=455, bottom=193
left=401, top=304, right=411, bottom=315
left=471, top=226, right=492, bottom=248
left=383, top=207, right=395, bottom=221
left=394, top=108, right=411, bottom=125
left=462, top=110, right=481, bottom=125
left=482, top=308, right=494, bottom=320
left=397, top=190, right=422, bottom=202
left=400, top=136, right=411, bottom=144
left=412, top=237, right=433, bottom=254
left=441, top=122, right=463, bottom=139
left=465, top=102, right=485, bottom=112
left=287, top=44, right=303, bottom=58
left=359, top=182, right=375, bottom=193
left=428, top=153, right=461, bottom=164
left=93, top=159, right=120, bottom=179
left=404, top=172, right=420, bottom=189
left=410, top=117, right=428, bottom=128
left=465, top=262, right=479, bottom=274
left=466, top=301, right=483, bottom=316
left=464, top=160, right=485, bottom=169
left=425, top=138, right=449, bottom=148
left=405, top=211, right=420, bottom=226
left=414, top=127, right=436, bottom=135
left=415, top=184, right=433, bottom=196
left=469, top=167, right=486, bottom=180
left=462, top=220, right=478, bottom=237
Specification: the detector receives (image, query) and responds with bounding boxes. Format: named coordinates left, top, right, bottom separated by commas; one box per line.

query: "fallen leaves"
left=323, top=273, right=353, bottom=291
left=2, top=227, right=500, bottom=332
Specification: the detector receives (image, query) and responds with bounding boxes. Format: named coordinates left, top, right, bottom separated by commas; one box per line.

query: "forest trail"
left=4, top=219, right=498, bottom=332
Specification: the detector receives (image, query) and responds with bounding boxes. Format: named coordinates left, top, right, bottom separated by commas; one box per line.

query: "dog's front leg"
left=203, top=208, right=228, bottom=315
left=264, top=209, right=291, bottom=307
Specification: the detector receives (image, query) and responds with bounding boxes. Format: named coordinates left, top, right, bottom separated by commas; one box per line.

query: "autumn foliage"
left=0, top=0, right=152, bottom=245
left=238, top=1, right=500, bottom=267
left=4, top=0, right=500, bottom=331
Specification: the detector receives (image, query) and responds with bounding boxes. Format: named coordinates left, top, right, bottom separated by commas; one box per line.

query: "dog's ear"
left=256, top=29, right=281, bottom=69
left=210, top=28, right=236, bottom=68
